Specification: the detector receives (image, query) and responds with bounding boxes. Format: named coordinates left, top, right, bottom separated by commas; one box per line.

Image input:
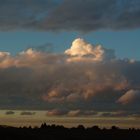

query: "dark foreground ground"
left=0, top=124, right=140, bottom=140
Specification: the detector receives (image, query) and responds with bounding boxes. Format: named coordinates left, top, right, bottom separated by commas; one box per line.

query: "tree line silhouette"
left=0, top=123, right=140, bottom=140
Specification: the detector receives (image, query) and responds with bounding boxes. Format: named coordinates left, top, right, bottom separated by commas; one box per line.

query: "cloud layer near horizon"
left=0, top=38, right=139, bottom=117
left=0, top=0, right=140, bottom=31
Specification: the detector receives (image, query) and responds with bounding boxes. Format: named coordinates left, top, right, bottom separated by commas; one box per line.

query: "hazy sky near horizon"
left=0, top=0, right=140, bottom=127
left=0, top=110, right=140, bottom=128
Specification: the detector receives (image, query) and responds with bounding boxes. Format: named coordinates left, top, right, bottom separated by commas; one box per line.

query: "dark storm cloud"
left=0, top=0, right=140, bottom=31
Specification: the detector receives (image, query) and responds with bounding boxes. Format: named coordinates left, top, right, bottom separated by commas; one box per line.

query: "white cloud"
left=65, top=38, right=115, bottom=62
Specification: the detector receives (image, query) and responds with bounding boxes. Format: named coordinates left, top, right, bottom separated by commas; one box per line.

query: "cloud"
left=44, top=0, right=140, bottom=31
left=20, top=111, right=36, bottom=115
left=67, top=110, right=97, bottom=117
left=0, top=0, right=58, bottom=31
left=5, top=111, right=15, bottom=115
left=46, top=109, right=97, bottom=117
left=0, top=0, right=140, bottom=31
left=46, top=109, right=68, bottom=116
left=100, top=111, right=130, bottom=118
left=117, top=89, right=140, bottom=105
left=30, top=43, right=54, bottom=53
left=0, top=52, right=10, bottom=58
left=99, top=111, right=140, bottom=118
left=65, top=38, right=115, bottom=62
left=0, top=38, right=139, bottom=117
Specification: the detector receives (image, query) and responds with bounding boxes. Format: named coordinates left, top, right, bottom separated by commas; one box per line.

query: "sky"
left=0, top=0, right=140, bottom=128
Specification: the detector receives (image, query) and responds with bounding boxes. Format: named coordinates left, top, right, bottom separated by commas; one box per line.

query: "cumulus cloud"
left=0, top=0, right=140, bottom=31
left=0, top=38, right=139, bottom=116
left=65, top=38, right=115, bottom=62
left=117, top=89, right=140, bottom=105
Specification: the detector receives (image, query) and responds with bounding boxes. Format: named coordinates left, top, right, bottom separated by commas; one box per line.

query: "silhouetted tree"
left=0, top=124, right=139, bottom=140
left=77, top=125, right=85, bottom=130
left=41, top=123, right=47, bottom=129
left=111, top=126, right=119, bottom=130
